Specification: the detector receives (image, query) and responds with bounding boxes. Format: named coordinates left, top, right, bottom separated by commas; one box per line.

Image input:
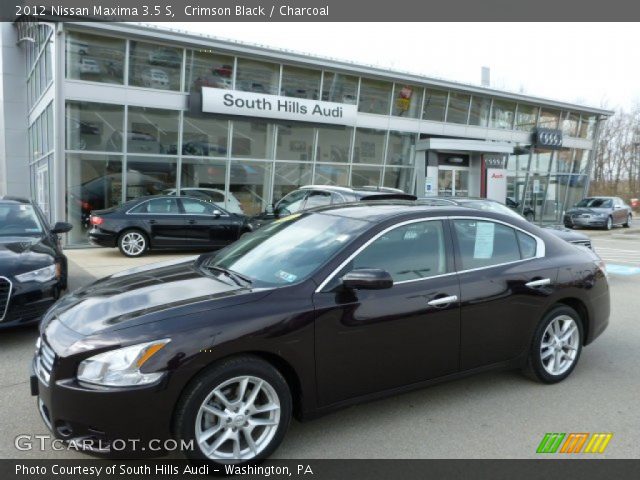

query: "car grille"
left=0, top=277, right=12, bottom=322
left=3, top=301, right=53, bottom=325
left=35, top=338, right=56, bottom=384
left=571, top=239, right=593, bottom=250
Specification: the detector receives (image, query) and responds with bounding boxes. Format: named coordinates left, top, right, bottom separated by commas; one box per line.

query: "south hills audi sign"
left=201, top=87, right=358, bottom=125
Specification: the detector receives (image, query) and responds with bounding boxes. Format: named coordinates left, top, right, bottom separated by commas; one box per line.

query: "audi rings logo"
left=534, top=128, right=563, bottom=149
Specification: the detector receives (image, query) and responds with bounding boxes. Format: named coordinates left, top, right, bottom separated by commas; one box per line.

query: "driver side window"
left=346, top=220, right=448, bottom=283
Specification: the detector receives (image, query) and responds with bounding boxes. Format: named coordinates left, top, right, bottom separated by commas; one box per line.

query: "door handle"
left=525, top=278, right=551, bottom=288
left=427, top=295, right=458, bottom=307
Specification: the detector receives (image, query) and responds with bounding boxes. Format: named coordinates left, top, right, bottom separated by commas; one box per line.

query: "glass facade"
left=57, top=27, right=605, bottom=243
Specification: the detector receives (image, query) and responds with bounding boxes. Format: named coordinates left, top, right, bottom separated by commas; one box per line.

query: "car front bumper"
left=0, top=279, right=59, bottom=329
left=564, top=216, right=608, bottom=228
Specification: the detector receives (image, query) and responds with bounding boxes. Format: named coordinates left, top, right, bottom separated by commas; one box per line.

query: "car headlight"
left=77, top=339, right=170, bottom=387
left=15, top=264, right=57, bottom=283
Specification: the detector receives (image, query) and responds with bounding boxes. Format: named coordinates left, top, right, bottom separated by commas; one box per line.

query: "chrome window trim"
left=314, top=215, right=546, bottom=293
left=0, top=276, right=13, bottom=321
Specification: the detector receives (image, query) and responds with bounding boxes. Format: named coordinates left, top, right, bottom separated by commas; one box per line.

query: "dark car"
left=0, top=197, right=72, bottom=328
left=88, top=196, right=251, bottom=257
left=564, top=196, right=633, bottom=230
left=419, top=197, right=594, bottom=250
left=506, top=196, right=536, bottom=222
left=32, top=202, right=609, bottom=464
left=249, top=185, right=416, bottom=230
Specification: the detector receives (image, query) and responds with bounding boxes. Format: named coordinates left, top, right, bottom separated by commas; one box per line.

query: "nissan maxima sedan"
left=32, top=202, right=609, bottom=464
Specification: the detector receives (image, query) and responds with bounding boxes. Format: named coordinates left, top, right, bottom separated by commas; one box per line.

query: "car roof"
left=0, top=196, right=31, bottom=204
left=298, top=185, right=405, bottom=195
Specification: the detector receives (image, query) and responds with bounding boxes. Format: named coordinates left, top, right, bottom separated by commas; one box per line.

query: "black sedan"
left=0, top=196, right=72, bottom=328
left=33, top=202, right=609, bottom=464
left=564, top=196, right=633, bottom=230
left=88, top=196, right=251, bottom=257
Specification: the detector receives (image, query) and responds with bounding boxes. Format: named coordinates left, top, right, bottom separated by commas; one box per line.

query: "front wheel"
left=624, top=214, right=632, bottom=228
left=604, top=216, right=613, bottom=230
left=523, top=305, right=583, bottom=383
left=174, top=356, right=292, bottom=465
left=118, top=230, right=148, bottom=257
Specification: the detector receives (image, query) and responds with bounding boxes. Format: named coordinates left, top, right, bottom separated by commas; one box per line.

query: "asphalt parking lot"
left=1, top=226, right=640, bottom=459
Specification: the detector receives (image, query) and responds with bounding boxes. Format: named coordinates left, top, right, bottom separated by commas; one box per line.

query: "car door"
left=131, top=198, right=184, bottom=247
left=451, top=217, right=558, bottom=370
left=614, top=197, right=627, bottom=224
left=179, top=198, right=239, bottom=247
left=314, top=218, right=461, bottom=406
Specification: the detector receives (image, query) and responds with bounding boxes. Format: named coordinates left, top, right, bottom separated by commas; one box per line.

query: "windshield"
left=275, top=190, right=307, bottom=215
left=0, top=204, right=44, bottom=236
left=458, top=200, right=523, bottom=219
left=203, top=213, right=370, bottom=287
left=575, top=198, right=612, bottom=208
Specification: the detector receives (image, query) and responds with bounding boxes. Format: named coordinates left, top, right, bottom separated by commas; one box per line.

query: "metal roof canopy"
left=416, top=138, right=515, bottom=153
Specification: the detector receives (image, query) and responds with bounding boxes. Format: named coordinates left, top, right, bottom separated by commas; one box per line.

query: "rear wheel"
left=624, top=214, right=632, bottom=228
left=523, top=305, right=583, bottom=383
left=174, top=356, right=292, bottom=465
left=605, top=216, right=613, bottom=230
left=118, top=229, right=148, bottom=257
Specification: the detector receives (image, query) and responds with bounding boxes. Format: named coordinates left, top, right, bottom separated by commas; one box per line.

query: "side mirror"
left=341, top=268, right=393, bottom=290
left=51, top=222, right=73, bottom=234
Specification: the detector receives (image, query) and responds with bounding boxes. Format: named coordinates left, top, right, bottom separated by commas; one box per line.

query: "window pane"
left=530, top=150, right=553, bottom=173
left=229, top=160, right=272, bottom=215
left=185, top=49, right=233, bottom=92
left=554, top=149, right=574, bottom=174
left=179, top=158, right=237, bottom=212
left=231, top=119, right=274, bottom=158
left=517, top=231, right=537, bottom=259
left=354, top=128, right=386, bottom=164
left=125, top=156, right=177, bottom=201
left=322, top=72, right=358, bottom=104
left=358, top=78, right=392, bottom=114
left=66, top=31, right=125, bottom=84
left=126, top=107, right=179, bottom=154
left=314, top=163, right=349, bottom=185
left=351, top=220, right=447, bottom=281
left=490, top=99, right=515, bottom=129
left=65, top=101, right=124, bottom=152
left=453, top=220, right=521, bottom=270
left=304, top=190, right=333, bottom=209
left=579, top=115, right=597, bottom=139
left=276, top=123, right=315, bottom=161
left=316, top=125, right=352, bottom=163
left=383, top=167, right=413, bottom=193
left=392, top=84, right=422, bottom=118
left=422, top=88, right=448, bottom=122
left=273, top=162, right=313, bottom=202
left=538, top=109, right=560, bottom=129
left=561, top=111, right=579, bottom=137
left=145, top=198, right=180, bottom=214
left=181, top=198, right=215, bottom=215
left=446, top=92, right=471, bottom=124
left=386, top=131, right=415, bottom=167
left=280, top=65, right=320, bottom=99
left=182, top=113, right=228, bottom=156
left=469, top=96, right=491, bottom=126
left=66, top=153, right=123, bottom=244
left=351, top=165, right=381, bottom=187
left=573, top=149, right=590, bottom=174
left=515, top=104, right=538, bottom=131
left=236, top=58, right=279, bottom=94
left=130, top=42, right=182, bottom=90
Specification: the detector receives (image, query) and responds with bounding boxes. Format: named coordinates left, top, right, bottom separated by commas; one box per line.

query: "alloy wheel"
left=195, top=375, right=281, bottom=461
left=120, top=232, right=146, bottom=256
left=606, top=217, right=612, bottom=230
left=540, top=315, right=580, bottom=376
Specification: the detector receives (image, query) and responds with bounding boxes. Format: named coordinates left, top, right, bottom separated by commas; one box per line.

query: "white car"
left=163, top=188, right=244, bottom=215
left=78, top=58, right=100, bottom=75
left=141, top=68, right=169, bottom=89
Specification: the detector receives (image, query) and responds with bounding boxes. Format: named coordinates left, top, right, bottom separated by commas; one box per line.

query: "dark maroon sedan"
left=32, top=201, right=609, bottom=465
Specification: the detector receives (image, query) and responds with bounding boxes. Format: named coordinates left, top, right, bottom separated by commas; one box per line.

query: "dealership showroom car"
left=0, top=197, right=72, bottom=328
left=564, top=196, right=633, bottom=230
left=249, top=185, right=416, bottom=230
left=31, top=202, right=609, bottom=464
left=419, top=197, right=594, bottom=249
left=88, top=195, right=252, bottom=257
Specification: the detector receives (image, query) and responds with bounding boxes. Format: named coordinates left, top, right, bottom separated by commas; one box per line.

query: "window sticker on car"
left=474, top=222, right=495, bottom=259
left=276, top=270, right=298, bottom=283
left=272, top=213, right=302, bottom=225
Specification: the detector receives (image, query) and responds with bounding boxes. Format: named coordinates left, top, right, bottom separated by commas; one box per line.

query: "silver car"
left=564, top=196, right=632, bottom=230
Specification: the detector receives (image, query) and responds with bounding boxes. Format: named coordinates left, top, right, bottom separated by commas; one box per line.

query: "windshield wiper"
left=207, top=266, right=253, bottom=287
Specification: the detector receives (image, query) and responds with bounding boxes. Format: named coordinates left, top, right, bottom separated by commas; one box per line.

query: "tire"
left=174, top=355, right=292, bottom=465
left=624, top=214, right=632, bottom=228
left=523, top=305, right=583, bottom=384
left=525, top=212, right=535, bottom=223
left=117, top=229, right=148, bottom=257
left=605, top=216, right=613, bottom=230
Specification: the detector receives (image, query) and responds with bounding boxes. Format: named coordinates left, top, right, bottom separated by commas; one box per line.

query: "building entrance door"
left=438, top=167, right=469, bottom=197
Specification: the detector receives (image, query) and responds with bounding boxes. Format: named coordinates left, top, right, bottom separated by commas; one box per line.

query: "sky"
left=152, top=22, right=639, bottom=111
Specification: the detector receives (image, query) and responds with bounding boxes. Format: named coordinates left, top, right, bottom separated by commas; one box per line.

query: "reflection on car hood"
left=0, top=235, right=56, bottom=276
left=566, top=207, right=610, bottom=215
left=42, top=259, right=257, bottom=336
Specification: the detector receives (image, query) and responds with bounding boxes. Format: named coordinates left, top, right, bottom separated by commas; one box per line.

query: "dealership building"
left=0, top=20, right=612, bottom=245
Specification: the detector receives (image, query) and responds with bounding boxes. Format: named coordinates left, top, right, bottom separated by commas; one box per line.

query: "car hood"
left=544, top=225, right=590, bottom=242
left=0, top=235, right=56, bottom=277
left=566, top=207, right=611, bottom=215
left=41, top=257, right=268, bottom=336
